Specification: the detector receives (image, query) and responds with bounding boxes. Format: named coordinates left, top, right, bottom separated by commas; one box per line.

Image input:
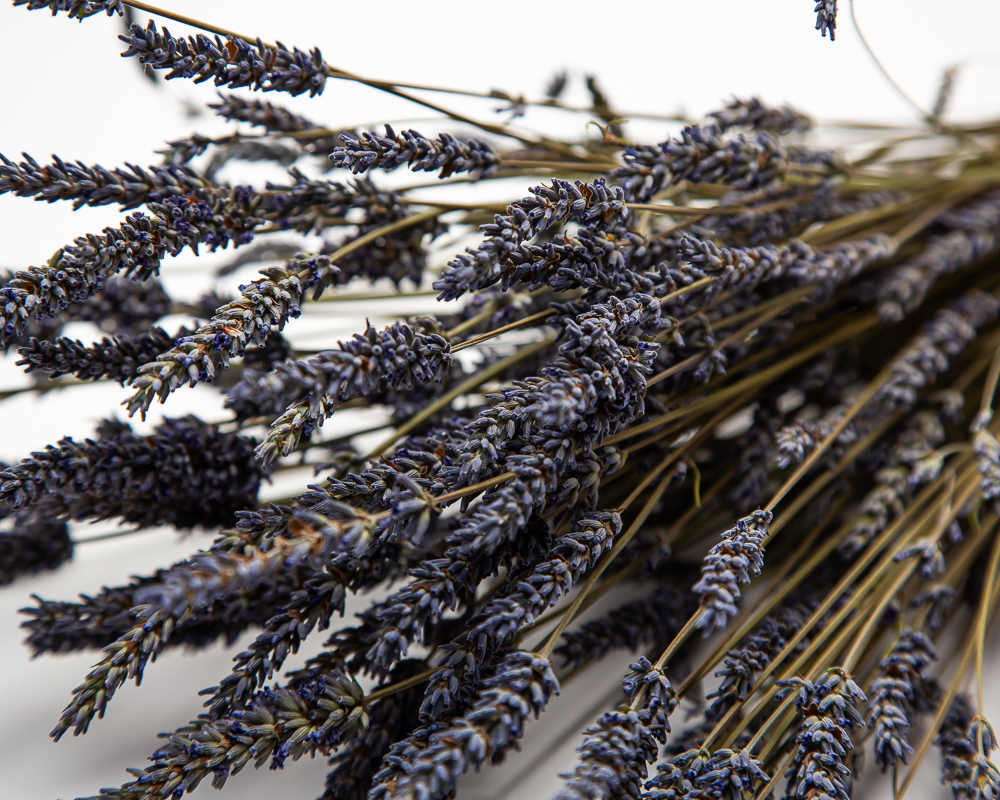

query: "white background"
left=1, top=1, right=1000, bottom=799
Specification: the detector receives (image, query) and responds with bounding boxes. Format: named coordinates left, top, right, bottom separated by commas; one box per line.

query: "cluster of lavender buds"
left=120, top=21, right=327, bottom=97
left=331, top=126, right=500, bottom=179
left=937, top=696, right=1000, bottom=800
left=7, top=7, right=1000, bottom=800
left=868, top=630, right=940, bottom=770
left=781, top=670, right=867, bottom=800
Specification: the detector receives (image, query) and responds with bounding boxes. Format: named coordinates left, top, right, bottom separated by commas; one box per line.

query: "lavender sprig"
left=692, top=509, right=772, bottom=635
left=13, top=0, right=122, bottom=19
left=937, top=695, right=1000, bottom=800
left=331, top=125, right=500, bottom=179
left=0, top=501, right=72, bottom=586
left=0, top=417, right=262, bottom=529
left=556, top=659, right=677, bottom=800
left=780, top=669, right=867, bottom=800
left=421, top=511, right=621, bottom=719
left=433, top=178, right=627, bottom=300
left=869, top=630, right=939, bottom=771
left=16, top=326, right=190, bottom=384
left=119, top=21, right=327, bottom=97
left=368, top=650, right=559, bottom=800
left=0, top=153, right=209, bottom=210
left=612, top=124, right=790, bottom=204
left=254, top=322, right=453, bottom=465
left=815, top=1, right=838, bottom=40
left=125, top=253, right=337, bottom=416
left=81, top=666, right=367, bottom=800
left=708, top=96, right=812, bottom=134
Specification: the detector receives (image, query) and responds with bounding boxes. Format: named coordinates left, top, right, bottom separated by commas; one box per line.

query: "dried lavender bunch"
left=10, top=9, right=1000, bottom=800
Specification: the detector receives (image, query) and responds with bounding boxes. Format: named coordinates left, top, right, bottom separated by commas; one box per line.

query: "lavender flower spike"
left=369, top=650, right=559, bottom=800
left=81, top=666, right=368, bottom=800
left=0, top=153, right=208, bottom=210
left=693, top=509, right=772, bottom=635
left=434, top=178, right=627, bottom=300
left=13, top=0, right=122, bottom=19
left=119, top=21, right=327, bottom=97
left=0, top=215, right=164, bottom=347
left=254, top=321, right=453, bottom=466
left=331, top=125, right=500, bottom=179
left=125, top=254, right=338, bottom=417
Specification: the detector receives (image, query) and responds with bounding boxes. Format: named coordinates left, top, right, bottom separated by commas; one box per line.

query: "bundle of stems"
left=2, top=4, right=1000, bottom=800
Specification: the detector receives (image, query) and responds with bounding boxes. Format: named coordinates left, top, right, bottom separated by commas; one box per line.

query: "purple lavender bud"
left=331, top=125, right=499, bottom=179
left=815, top=1, right=838, bottom=40
left=119, top=21, right=327, bottom=97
